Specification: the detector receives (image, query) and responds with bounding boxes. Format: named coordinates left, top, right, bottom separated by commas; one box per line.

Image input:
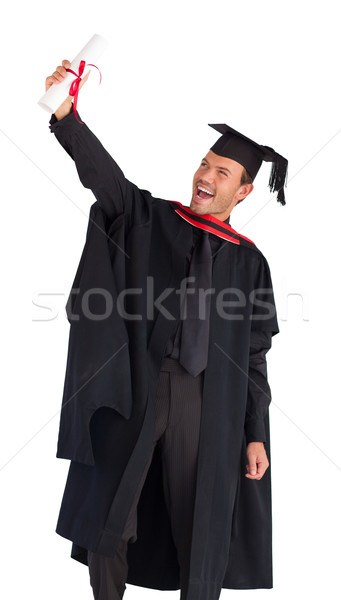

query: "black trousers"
left=88, top=357, right=204, bottom=599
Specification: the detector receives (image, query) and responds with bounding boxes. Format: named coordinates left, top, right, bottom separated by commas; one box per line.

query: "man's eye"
left=201, top=162, right=208, bottom=167
left=219, top=171, right=227, bottom=176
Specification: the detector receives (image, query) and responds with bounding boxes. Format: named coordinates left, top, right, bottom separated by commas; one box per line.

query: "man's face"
left=190, top=150, right=253, bottom=221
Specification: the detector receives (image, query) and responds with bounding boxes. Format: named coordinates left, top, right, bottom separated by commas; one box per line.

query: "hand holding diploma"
left=45, top=60, right=90, bottom=121
left=39, top=33, right=108, bottom=121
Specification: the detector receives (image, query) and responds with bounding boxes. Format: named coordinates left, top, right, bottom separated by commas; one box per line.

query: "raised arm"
left=45, top=60, right=139, bottom=222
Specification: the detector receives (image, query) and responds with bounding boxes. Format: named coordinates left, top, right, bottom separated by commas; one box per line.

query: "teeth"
left=198, top=186, right=214, bottom=195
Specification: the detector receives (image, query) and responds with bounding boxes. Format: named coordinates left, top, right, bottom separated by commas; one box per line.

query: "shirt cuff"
left=49, top=106, right=83, bottom=133
left=244, top=418, right=267, bottom=444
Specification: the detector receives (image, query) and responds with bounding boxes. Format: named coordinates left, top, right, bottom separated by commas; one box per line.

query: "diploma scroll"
left=38, top=33, right=109, bottom=113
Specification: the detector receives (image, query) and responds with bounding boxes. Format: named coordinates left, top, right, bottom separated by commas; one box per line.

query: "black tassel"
left=266, top=147, right=288, bottom=205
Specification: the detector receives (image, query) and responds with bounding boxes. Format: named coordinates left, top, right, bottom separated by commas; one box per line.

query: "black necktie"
left=179, top=230, right=212, bottom=376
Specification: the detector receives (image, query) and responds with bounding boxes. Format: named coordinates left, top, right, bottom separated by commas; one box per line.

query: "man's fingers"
left=52, top=71, right=64, bottom=82
left=45, top=60, right=71, bottom=92
left=45, top=75, right=57, bottom=91
left=245, top=458, right=269, bottom=480
left=45, top=73, right=64, bottom=91
left=245, top=465, right=262, bottom=480
left=56, top=65, right=69, bottom=78
left=249, top=459, right=257, bottom=476
left=45, top=59, right=91, bottom=93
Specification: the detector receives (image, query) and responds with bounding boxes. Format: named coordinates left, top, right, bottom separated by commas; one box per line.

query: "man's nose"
left=201, top=172, right=215, bottom=185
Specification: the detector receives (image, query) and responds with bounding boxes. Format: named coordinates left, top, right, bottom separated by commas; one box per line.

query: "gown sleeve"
left=244, top=329, right=273, bottom=444
left=244, top=253, right=279, bottom=444
left=49, top=108, right=152, bottom=224
left=49, top=110, right=153, bottom=465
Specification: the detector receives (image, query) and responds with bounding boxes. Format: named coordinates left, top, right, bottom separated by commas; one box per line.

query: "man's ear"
left=237, top=183, right=254, bottom=203
left=233, top=183, right=254, bottom=208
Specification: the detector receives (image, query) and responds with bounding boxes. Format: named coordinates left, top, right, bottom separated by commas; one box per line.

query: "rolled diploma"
left=38, top=33, right=109, bottom=113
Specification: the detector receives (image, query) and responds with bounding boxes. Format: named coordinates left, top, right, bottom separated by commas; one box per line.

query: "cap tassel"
left=266, top=148, right=288, bottom=206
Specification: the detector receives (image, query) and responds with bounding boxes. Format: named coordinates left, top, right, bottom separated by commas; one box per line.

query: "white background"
left=1, top=0, right=340, bottom=598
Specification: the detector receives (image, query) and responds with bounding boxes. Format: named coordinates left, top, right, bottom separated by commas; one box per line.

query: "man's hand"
left=45, top=59, right=90, bottom=121
left=245, top=442, right=269, bottom=480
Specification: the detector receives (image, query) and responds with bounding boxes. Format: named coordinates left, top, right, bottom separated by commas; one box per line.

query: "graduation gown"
left=49, top=110, right=279, bottom=600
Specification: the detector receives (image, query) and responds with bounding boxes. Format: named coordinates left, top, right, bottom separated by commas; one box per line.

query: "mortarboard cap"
left=209, top=123, right=288, bottom=205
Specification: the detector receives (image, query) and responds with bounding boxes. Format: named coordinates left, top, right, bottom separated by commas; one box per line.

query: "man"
left=46, top=60, right=286, bottom=600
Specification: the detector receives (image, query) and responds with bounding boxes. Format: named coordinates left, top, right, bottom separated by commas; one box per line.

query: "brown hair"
left=240, top=167, right=253, bottom=186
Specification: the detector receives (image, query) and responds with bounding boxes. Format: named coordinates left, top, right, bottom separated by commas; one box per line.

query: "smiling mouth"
left=195, top=185, right=215, bottom=201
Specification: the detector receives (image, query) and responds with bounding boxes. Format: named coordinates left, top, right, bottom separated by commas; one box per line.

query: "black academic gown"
left=50, top=111, right=279, bottom=600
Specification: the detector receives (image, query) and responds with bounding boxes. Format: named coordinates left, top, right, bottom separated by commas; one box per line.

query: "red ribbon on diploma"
left=65, top=60, right=102, bottom=123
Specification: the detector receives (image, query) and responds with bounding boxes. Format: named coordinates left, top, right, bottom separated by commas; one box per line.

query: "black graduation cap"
left=209, top=123, right=288, bottom=205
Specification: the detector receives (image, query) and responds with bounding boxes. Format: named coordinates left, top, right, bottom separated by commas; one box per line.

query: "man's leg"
left=88, top=540, right=129, bottom=600
left=88, top=370, right=171, bottom=599
left=158, top=359, right=203, bottom=600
